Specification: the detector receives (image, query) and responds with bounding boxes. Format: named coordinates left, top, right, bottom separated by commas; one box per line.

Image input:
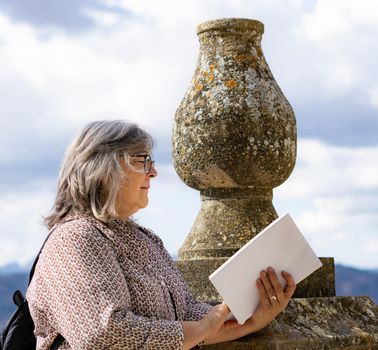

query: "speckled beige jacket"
left=26, top=214, right=212, bottom=350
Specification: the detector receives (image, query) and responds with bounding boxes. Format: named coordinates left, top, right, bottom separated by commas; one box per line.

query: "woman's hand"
left=199, top=303, right=236, bottom=339
left=182, top=303, right=236, bottom=349
left=246, top=267, right=296, bottom=333
left=185, top=268, right=296, bottom=348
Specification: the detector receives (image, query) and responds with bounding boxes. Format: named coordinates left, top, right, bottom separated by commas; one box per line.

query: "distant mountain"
left=335, top=264, right=378, bottom=302
left=0, top=264, right=377, bottom=329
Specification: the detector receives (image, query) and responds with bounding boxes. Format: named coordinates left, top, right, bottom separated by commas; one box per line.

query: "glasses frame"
left=129, top=154, right=155, bottom=174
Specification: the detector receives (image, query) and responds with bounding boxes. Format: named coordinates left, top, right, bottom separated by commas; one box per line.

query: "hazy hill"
left=335, top=264, right=378, bottom=301
left=0, top=264, right=377, bottom=329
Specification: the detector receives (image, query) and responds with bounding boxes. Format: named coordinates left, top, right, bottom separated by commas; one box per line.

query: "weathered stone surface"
left=173, top=18, right=296, bottom=192
left=294, top=257, right=335, bottom=298
left=173, top=18, right=297, bottom=265
left=178, top=188, right=277, bottom=260
left=174, top=16, right=335, bottom=306
left=201, top=297, right=378, bottom=350
left=173, top=17, right=378, bottom=350
left=176, top=257, right=335, bottom=302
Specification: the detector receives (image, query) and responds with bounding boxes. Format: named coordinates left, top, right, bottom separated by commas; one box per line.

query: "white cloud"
left=0, top=179, right=56, bottom=266
left=1, top=0, right=377, bottom=154
left=0, top=0, right=377, bottom=270
left=363, top=240, right=378, bottom=254
left=80, top=7, right=121, bottom=27
left=0, top=10, right=192, bottom=150
left=276, top=139, right=378, bottom=197
left=296, top=0, right=378, bottom=103
left=367, top=84, right=378, bottom=109
left=275, top=139, right=378, bottom=268
left=300, top=0, right=378, bottom=43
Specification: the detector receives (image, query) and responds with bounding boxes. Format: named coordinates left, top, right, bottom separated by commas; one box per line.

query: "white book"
left=209, top=213, right=323, bottom=325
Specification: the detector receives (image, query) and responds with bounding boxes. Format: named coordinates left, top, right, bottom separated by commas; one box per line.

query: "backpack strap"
left=28, top=219, right=76, bottom=285
left=50, top=334, right=65, bottom=350
left=28, top=226, right=57, bottom=285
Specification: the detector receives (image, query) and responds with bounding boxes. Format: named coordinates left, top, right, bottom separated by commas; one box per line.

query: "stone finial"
left=173, top=18, right=296, bottom=259
left=173, top=18, right=334, bottom=301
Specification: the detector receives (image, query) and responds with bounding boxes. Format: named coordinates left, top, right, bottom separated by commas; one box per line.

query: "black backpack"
left=0, top=228, right=65, bottom=350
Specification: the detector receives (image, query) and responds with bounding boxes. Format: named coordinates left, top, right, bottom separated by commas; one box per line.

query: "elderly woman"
left=27, top=120, right=296, bottom=350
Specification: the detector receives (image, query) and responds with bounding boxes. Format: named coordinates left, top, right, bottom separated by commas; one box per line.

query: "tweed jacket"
left=26, top=213, right=212, bottom=349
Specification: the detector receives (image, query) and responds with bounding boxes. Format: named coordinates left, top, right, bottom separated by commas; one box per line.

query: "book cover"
left=209, top=213, right=323, bottom=324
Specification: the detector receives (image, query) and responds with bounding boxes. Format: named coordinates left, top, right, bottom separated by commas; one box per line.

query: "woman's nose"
left=147, top=164, right=157, bottom=178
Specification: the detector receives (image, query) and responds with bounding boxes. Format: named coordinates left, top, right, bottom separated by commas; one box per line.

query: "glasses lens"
left=144, top=156, right=153, bottom=173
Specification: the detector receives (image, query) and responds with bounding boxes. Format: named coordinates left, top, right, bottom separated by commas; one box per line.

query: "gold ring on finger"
left=270, top=295, right=277, bottom=302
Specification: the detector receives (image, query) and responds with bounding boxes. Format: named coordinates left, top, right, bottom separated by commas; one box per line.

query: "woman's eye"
left=132, top=160, right=145, bottom=166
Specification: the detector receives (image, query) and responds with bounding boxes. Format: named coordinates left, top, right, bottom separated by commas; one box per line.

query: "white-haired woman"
left=27, top=120, right=296, bottom=350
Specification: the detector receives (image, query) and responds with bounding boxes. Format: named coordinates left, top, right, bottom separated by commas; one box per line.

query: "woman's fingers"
left=203, top=302, right=231, bottom=336
left=219, top=302, right=231, bottom=317
left=259, top=268, right=296, bottom=308
left=259, top=270, right=279, bottom=307
left=211, top=302, right=230, bottom=321
left=256, top=277, right=271, bottom=309
left=282, top=271, right=296, bottom=298
left=267, top=267, right=285, bottom=304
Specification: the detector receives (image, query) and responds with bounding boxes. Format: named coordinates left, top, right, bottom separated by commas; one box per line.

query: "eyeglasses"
left=129, top=154, right=155, bottom=174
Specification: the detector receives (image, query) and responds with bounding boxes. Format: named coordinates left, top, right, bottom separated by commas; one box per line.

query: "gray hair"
left=44, top=120, right=154, bottom=228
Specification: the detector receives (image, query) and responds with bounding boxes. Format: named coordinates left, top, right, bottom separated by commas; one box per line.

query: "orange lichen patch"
left=209, top=64, right=215, bottom=72
left=235, top=54, right=249, bottom=62
left=207, top=74, right=214, bottom=83
left=225, top=79, right=237, bottom=89
left=235, top=54, right=257, bottom=65
left=195, top=83, right=203, bottom=92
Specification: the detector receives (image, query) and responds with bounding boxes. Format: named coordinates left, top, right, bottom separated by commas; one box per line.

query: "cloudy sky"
left=0, top=0, right=377, bottom=270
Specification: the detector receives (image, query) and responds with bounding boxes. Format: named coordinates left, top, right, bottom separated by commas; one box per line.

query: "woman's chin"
left=140, top=197, right=149, bottom=209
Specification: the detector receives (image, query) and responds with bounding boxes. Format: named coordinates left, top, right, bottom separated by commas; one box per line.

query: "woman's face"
left=116, top=153, right=157, bottom=219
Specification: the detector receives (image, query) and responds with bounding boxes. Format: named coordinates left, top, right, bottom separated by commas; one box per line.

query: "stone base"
left=176, top=257, right=335, bottom=302
left=202, top=297, right=378, bottom=350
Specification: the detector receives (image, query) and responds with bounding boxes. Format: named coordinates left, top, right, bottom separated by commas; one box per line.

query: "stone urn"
left=174, top=18, right=296, bottom=254
left=173, top=18, right=315, bottom=301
